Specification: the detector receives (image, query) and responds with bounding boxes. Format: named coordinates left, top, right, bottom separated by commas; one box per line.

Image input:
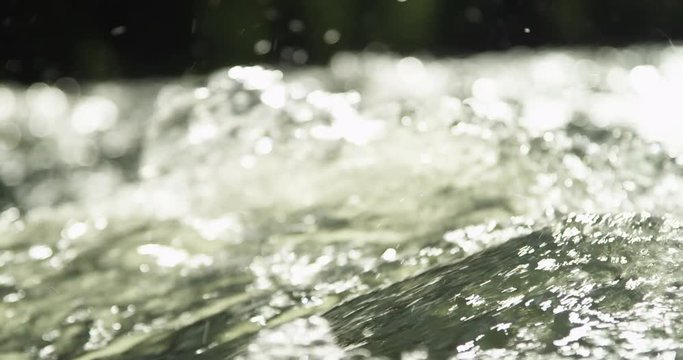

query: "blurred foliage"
left=2, top=0, right=683, bottom=83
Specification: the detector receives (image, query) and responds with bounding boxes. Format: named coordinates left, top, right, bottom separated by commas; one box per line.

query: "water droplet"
left=254, top=39, right=272, bottom=55
left=292, top=49, right=309, bottom=65
left=28, top=245, right=53, bottom=260
left=71, top=96, right=118, bottom=134
left=381, top=248, right=397, bottom=262
left=0, top=87, right=16, bottom=120
left=288, top=19, right=304, bottom=33
left=193, top=87, right=210, bottom=100
left=254, top=136, right=273, bottom=155
left=323, top=29, right=341, bottom=45
left=465, top=7, right=483, bottom=23
left=110, top=26, right=126, bottom=36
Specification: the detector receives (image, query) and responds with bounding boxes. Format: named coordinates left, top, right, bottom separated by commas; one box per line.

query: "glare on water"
left=3, top=46, right=683, bottom=359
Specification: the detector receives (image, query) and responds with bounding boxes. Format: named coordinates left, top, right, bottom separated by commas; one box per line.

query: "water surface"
left=2, top=46, right=683, bottom=359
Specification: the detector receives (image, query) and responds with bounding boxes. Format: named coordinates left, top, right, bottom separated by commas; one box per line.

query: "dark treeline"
left=2, top=0, right=683, bottom=83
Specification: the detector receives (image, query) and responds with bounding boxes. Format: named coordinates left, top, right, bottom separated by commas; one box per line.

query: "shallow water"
left=2, top=46, right=683, bottom=359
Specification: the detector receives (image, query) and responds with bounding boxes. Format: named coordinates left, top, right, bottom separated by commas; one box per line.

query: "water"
left=2, top=46, right=683, bottom=359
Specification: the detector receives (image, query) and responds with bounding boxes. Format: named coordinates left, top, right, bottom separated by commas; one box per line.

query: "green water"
left=2, top=46, right=683, bottom=359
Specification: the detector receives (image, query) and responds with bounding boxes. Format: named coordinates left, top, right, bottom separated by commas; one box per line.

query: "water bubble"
left=0, top=122, right=21, bottom=150
left=531, top=54, right=573, bottom=88
left=397, top=57, right=424, bottom=77
left=26, top=84, right=68, bottom=117
left=629, top=65, right=661, bottom=95
left=260, top=85, right=286, bottom=109
left=228, top=66, right=282, bottom=90
left=101, top=130, right=131, bottom=158
left=0, top=160, right=25, bottom=186
left=26, top=84, right=68, bottom=137
left=0, top=87, right=16, bottom=120
left=60, top=138, right=100, bottom=166
left=71, top=96, right=119, bottom=134
left=472, top=78, right=499, bottom=100
left=240, top=155, right=256, bottom=169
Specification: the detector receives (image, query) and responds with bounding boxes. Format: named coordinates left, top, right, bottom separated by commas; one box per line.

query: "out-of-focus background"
left=2, top=0, right=683, bottom=84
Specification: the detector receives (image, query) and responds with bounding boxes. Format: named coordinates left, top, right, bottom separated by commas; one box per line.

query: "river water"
left=2, top=46, right=683, bottom=359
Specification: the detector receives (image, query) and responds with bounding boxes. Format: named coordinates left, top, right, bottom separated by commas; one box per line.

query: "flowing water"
left=2, top=46, right=683, bottom=359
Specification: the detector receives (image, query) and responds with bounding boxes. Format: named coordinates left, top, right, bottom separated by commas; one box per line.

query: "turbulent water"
left=2, top=46, right=683, bottom=359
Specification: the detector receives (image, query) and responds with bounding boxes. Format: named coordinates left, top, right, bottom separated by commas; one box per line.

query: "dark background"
left=2, top=0, right=682, bottom=84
